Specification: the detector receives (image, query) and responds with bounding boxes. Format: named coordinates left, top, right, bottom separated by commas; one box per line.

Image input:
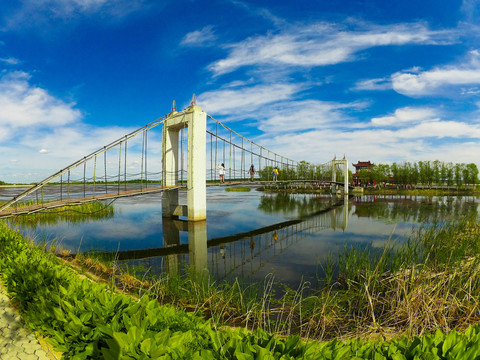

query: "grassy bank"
left=259, top=184, right=480, bottom=196
left=5, top=201, right=114, bottom=229
left=61, top=217, right=480, bottom=342
left=5, top=224, right=480, bottom=358
left=225, top=187, right=251, bottom=192
left=364, top=187, right=480, bottom=196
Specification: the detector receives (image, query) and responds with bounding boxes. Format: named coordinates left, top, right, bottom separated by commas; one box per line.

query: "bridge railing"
left=205, top=115, right=299, bottom=182
left=0, top=112, right=175, bottom=214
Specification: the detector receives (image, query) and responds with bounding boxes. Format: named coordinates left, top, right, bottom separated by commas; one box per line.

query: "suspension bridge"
left=0, top=97, right=349, bottom=220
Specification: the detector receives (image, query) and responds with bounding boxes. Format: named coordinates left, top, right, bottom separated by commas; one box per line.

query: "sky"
left=1, top=0, right=480, bottom=182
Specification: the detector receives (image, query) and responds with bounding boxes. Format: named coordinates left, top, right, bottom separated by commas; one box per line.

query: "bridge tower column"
left=331, top=157, right=349, bottom=195
left=331, top=157, right=337, bottom=193
left=342, top=157, right=349, bottom=195
left=162, top=102, right=207, bottom=221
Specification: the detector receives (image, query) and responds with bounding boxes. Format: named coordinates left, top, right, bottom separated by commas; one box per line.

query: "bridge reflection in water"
left=109, top=196, right=349, bottom=284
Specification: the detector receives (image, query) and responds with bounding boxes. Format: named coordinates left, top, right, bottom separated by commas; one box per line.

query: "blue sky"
left=1, top=0, right=480, bottom=182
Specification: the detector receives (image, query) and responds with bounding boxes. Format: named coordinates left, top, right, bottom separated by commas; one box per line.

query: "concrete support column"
left=162, top=104, right=207, bottom=221
left=162, top=112, right=180, bottom=218
left=187, top=106, right=207, bottom=221
left=343, top=158, right=349, bottom=195
left=331, top=157, right=337, bottom=193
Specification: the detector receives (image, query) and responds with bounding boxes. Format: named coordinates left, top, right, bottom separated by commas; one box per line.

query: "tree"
left=465, top=163, right=479, bottom=185
left=297, top=161, right=310, bottom=180
left=462, top=163, right=469, bottom=186
left=440, top=162, right=447, bottom=186
left=357, top=169, right=373, bottom=186
left=432, top=160, right=441, bottom=185
left=282, top=166, right=296, bottom=181
left=411, top=163, right=419, bottom=186
left=259, top=166, right=273, bottom=181
left=372, top=164, right=390, bottom=186
left=424, top=161, right=433, bottom=185
left=454, top=163, right=462, bottom=186
left=446, top=162, right=454, bottom=186
left=418, top=161, right=430, bottom=185
left=470, top=163, right=479, bottom=185
left=391, top=163, right=399, bottom=185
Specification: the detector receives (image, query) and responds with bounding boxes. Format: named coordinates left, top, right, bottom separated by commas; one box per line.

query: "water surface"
left=3, top=187, right=478, bottom=289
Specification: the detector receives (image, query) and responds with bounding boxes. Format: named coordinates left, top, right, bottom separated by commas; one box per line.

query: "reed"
left=5, top=201, right=114, bottom=229
left=59, top=218, right=480, bottom=342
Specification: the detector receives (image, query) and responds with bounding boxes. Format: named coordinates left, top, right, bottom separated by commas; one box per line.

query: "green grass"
left=4, top=224, right=480, bottom=358
left=364, top=187, right=480, bottom=196
left=225, top=187, right=251, bottom=192
left=4, top=201, right=114, bottom=229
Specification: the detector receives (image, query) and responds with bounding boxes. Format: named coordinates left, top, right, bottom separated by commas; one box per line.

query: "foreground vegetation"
left=96, top=219, right=480, bottom=341
left=3, top=213, right=480, bottom=357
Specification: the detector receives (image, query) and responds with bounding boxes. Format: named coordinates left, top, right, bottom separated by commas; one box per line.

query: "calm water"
left=2, top=187, right=479, bottom=289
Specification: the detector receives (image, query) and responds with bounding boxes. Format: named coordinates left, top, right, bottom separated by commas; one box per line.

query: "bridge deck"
left=0, top=185, right=180, bottom=218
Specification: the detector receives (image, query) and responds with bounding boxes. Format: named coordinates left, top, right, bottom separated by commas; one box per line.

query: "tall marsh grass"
left=68, top=218, right=480, bottom=341
left=6, top=201, right=114, bottom=229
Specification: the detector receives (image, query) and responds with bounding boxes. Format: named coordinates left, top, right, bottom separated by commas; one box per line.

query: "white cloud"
left=371, top=107, right=438, bottom=126
left=392, top=68, right=480, bottom=96
left=209, top=22, right=457, bottom=75
left=353, top=77, right=391, bottom=91
left=461, top=87, right=480, bottom=95
left=230, top=0, right=286, bottom=27
left=355, top=51, right=480, bottom=97
left=257, top=100, right=367, bottom=132
left=2, top=0, right=145, bottom=29
left=461, top=0, right=480, bottom=22
left=391, top=51, right=480, bottom=96
left=39, top=149, right=49, bottom=154
left=181, top=26, right=216, bottom=47
left=0, top=71, right=81, bottom=128
left=396, top=120, right=480, bottom=138
left=197, top=83, right=301, bottom=115
left=0, top=57, right=20, bottom=65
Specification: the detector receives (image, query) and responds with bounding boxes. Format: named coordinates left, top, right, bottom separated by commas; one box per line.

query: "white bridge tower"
left=162, top=100, right=207, bottom=221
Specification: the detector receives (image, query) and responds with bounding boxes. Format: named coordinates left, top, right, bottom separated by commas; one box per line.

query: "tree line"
left=258, top=161, right=346, bottom=182
left=356, top=161, right=479, bottom=187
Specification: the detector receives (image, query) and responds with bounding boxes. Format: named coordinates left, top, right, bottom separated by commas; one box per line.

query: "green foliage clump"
left=225, top=187, right=251, bottom=192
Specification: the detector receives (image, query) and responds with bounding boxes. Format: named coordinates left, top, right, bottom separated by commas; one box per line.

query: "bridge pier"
left=162, top=103, right=207, bottom=221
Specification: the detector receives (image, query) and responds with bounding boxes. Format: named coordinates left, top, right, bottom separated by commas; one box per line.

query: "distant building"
left=352, top=161, right=374, bottom=186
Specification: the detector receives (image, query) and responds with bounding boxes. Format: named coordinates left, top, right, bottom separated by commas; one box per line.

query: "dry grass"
left=55, top=220, right=480, bottom=342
